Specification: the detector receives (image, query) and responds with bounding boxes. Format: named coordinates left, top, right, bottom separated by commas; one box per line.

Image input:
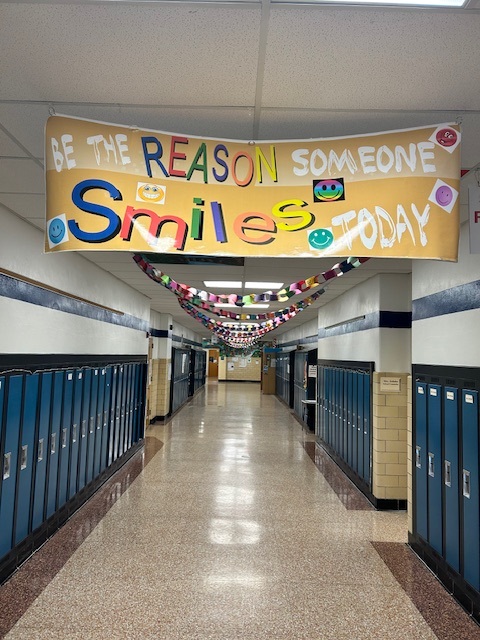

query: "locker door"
left=69, top=370, right=83, bottom=499
left=0, top=375, right=23, bottom=558
left=352, top=372, right=358, bottom=473
left=113, top=366, right=124, bottom=461
left=333, top=369, right=339, bottom=451
left=32, top=372, right=53, bottom=531
left=15, top=374, right=40, bottom=545
left=427, top=384, right=442, bottom=555
left=357, top=374, right=364, bottom=480
left=57, top=371, right=74, bottom=508
left=125, top=364, right=133, bottom=452
left=86, top=369, right=99, bottom=484
left=132, top=364, right=141, bottom=444
left=444, top=387, right=460, bottom=572
left=347, top=371, right=354, bottom=467
left=46, top=372, right=64, bottom=518
left=101, top=367, right=113, bottom=472
left=108, top=366, right=118, bottom=466
left=415, top=382, right=428, bottom=541
left=462, top=389, right=479, bottom=591
left=78, top=368, right=92, bottom=491
left=325, top=368, right=331, bottom=446
left=363, top=374, right=371, bottom=484
left=93, top=368, right=106, bottom=479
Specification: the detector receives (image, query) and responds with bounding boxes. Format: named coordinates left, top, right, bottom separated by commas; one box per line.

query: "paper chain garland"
left=133, top=254, right=370, bottom=349
left=133, top=254, right=370, bottom=321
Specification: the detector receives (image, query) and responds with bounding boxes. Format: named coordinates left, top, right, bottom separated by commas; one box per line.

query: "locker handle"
left=38, top=439, right=44, bottom=462
left=415, top=446, right=421, bottom=469
left=463, top=470, right=471, bottom=499
left=428, top=452, right=434, bottom=477
left=89, top=417, right=94, bottom=433
left=20, top=445, right=28, bottom=470
left=81, top=421, right=86, bottom=438
left=444, top=460, right=451, bottom=487
left=51, top=433, right=57, bottom=454
left=72, top=424, right=78, bottom=443
left=62, top=428, right=67, bottom=449
left=3, top=452, right=11, bottom=479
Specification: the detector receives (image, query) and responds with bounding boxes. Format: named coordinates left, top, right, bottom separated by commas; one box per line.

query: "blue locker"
left=125, top=365, right=133, bottom=452
left=415, top=382, right=428, bottom=541
left=337, top=369, right=342, bottom=455
left=108, top=366, right=118, bottom=466
left=333, top=369, right=338, bottom=450
left=342, top=370, right=348, bottom=461
left=32, top=372, right=52, bottom=531
left=46, top=371, right=64, bottom=518
left=15, top=374, right=40, bottom=545
left=57, top=371, right=74, bottom=508
left=347, top=371, right=354, bottom=467
left=427, top=384, right=442, bottom=555
left=78, top=369, right=92, bottom=491
left=93, top=368, right=106, bottom=479
left=101, top=367, right=113, bottom=472
left=132, top=364, right=141, bottom=444
left=363, top=374, right=371, bottom=484
left=69, top=370, right=83, bottom=499
left=357, top=374, right=364, bottom=480
left=462, top=389, right=479, bottom=591
left=324, top=368, right=330, bottom=445
left=86, top=369, right=99, bottom=484
left=444, top=387, right=460, bottom=572
left=352, top=372, right=358, bottom=474
left=113, top=366, right=124, bottom=461
left=0, top=376, right=23, bottom=557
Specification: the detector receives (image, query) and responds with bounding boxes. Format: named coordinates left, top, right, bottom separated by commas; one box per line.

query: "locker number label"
left=465, top=394, right=474, bottom=404
left=446, top=391, right=455, bottom=400
left=417, top=387, right=424, bottom=394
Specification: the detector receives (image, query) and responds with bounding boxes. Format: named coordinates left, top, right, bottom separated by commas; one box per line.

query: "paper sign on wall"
left=380, top=377, right=401, bottom=392
left=45, top=116, right=461, bottom=261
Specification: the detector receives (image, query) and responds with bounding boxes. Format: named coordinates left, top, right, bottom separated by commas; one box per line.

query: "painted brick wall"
left=225, top=357, right=261, bottom=381
left=148, top=358, right=171, bottom=419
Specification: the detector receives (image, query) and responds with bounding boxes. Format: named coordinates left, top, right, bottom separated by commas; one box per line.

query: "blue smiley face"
left=308, top=228, right=334, bottom=250
left=48, top=218, right=66, bottom=244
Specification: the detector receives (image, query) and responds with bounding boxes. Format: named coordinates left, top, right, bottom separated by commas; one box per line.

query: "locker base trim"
left=0, top=439, right=144, bottom=586
left=409, top=532, right=480, bottom=625
left=317, top=439, right=407, bottom=511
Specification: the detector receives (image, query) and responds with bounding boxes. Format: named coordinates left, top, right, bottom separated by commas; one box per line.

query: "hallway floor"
left=1, top=382, right=479, bottom=639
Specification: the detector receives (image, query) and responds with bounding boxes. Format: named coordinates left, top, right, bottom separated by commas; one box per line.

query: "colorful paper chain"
left=133, top=254, right=370, bottom=321
left=132, top=253, right=370, bottom=349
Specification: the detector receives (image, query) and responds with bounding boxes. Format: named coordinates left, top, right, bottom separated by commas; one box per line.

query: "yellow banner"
left=45, top=115, right=461, bottom=260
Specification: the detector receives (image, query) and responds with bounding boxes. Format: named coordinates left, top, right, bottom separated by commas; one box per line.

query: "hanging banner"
left=45, top=116, right=461, bottom=260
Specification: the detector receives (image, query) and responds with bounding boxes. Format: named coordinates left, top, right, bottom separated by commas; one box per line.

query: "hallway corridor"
left=0, top=382, right=479, bottom=639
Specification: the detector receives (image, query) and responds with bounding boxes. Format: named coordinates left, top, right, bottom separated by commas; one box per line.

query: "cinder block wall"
left=149, top=358, right=171, bottom=419
left=226, top=357, right=261, bottom=381
left=372, top=372, right=409, bottom=501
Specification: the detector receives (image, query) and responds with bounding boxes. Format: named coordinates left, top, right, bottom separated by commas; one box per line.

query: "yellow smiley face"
left=137, top=183, right=165, bottom=203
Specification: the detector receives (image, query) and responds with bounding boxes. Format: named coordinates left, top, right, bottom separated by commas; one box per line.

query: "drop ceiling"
left=1, top=0, right=479, bottom=338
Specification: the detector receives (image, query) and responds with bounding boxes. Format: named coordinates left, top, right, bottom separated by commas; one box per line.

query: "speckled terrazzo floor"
left=1, top=381, right=479, bottom=639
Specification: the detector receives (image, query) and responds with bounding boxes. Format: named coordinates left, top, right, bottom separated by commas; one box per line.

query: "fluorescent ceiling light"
left=274, top=0, right=465, bottom=5
left=245, top=282, right=284, bottom=289
left=204, top=281, right=242, bottom=288
left=214, top=303, right=270, bottom=309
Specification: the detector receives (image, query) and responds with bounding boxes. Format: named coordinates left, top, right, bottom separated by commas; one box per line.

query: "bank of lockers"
left=318, top=366, right=372, bottom=488
left=0, top=362, right=146, bottom=564
left=171, top=348, right=191, bottom=415
left=414, top=378, right=480, bottom=594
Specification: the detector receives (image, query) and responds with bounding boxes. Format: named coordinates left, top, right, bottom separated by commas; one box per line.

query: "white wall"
left=277, top=318, right=318, bottom=345
left=317, top=273, right=412, bottom=372
left=150, top=311, right=172, bottom=359
left=0, top=207, right=150, bottom=355
left=412, top=220, right=480, bottom=367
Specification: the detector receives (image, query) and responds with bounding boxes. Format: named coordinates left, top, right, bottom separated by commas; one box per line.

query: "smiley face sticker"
left=313, top=178, right=345, bottom=203
left=47, top=214, right=69, bottom=249
left=428, top=179, right=459, bottom=214
left=429, top=125, right=460, bottom=153
left=136, top=182, right=166, bottom=204
left=308, top=228, right=335, bottom=251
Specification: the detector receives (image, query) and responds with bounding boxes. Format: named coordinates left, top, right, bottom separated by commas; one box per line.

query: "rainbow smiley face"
left=313, top=178, right=345, bottom=203
left=136, top=182, right=166, bottom=204
left=308, top=228, right=334, bottom=251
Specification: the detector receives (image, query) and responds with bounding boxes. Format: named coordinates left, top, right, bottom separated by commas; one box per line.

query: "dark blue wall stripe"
left=412, top=280, right=480, bottom=321
left=0, top=273, right=148, bottom=332
left=149, top=328, right=172, bottom=338
left=318, top=310, right=412, bottom=339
